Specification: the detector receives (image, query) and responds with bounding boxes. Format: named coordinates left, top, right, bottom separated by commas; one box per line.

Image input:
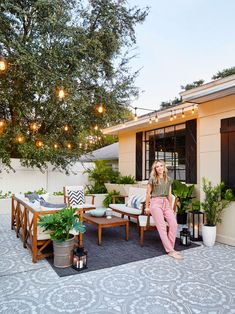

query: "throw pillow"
left=127, top=194, right=145, bottom=210
left=68, top=190, right=85, bottom=206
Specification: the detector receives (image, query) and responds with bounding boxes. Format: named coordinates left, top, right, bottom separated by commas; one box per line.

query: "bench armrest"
left=111, top=195, right=127, bottom=204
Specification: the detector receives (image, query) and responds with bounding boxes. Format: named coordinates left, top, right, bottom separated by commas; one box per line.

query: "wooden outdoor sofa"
left=11, top=194, right=84, bottom=263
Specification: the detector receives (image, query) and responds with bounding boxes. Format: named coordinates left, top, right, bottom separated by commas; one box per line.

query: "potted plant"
left=105, top=175, right=138, bottom=196
left=172, top=180, right=194, bottom=224
left=103, top=190, right=124, bottom=208
left=83, top=160, right=119, bottom=206
left=201, top=178, right=234, bottom=247
left=38, top=207, right=85, bottom=268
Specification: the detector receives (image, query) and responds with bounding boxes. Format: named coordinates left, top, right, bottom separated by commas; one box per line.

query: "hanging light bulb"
left=35, top=139, right=43, bottom=148
left=30, top=122, right=39, bottom=132
left=0, top=58, right=7, bottom=72
left=57, top=87, right=66, bottom=100
left=16, top=135, right=24, bottom=144
left=0, top=119, right=5, bottom=127
left=67, top=143, right=72, bottom=149
left=170, top=110, right=173, bottom=121
left=174, top=111, right=177, bottom=119
left=155, top=113, right=158, bottom=122
left=98, top=136, right=101, bottom=140
left=149, top=116, right=152, bottom=124
left=134, top=107, right=138, bottom=121
left=192, top=105, right=195, bottom=114
left=94, top=125, right=98, bottom=131
left=182, top=108, right=185, bottom=118
left=64, top=124, right=69, bottom=132
left=79, top=143, right=82, bottom=148
left=53, top=143, right=58, bottom=149
left=97, top=104, right=104, bottom=113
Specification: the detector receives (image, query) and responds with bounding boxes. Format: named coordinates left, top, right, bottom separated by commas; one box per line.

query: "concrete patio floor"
left=0, top=211, right=235, bottom=314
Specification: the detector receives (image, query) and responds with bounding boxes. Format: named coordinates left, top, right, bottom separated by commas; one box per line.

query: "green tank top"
left=148, top=177, right=173, bottom=197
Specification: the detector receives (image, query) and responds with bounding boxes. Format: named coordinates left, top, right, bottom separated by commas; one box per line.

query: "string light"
left=35, top=139, right=43, bottom=148
left=29, top=122, right=40, bottom=132
left=0, top=119, right=5, bottom=127
left=16, top=135, right=24, bottom=144
left=67, top=143, right=72, bottom=149
left=57, top=87, right=66, bottom=100
left=98, top=136, right=101, bottom=140
left=192, top=105, right=195, bottom=114
left=64, top=124, right=69, bottom=132
left=53, top=143, right=58, bottom=149
left=174, top=111, right=177, bottom=119
left=0, top=58, right=7, bottom=72
left=79, top=143, right=82, bottom=148
left=94, top=125, right=98, bottom=131
left=148, top=116, right=152, bottom=124
left=97, top=104, right=104, bottom=113
left=170, top=110, right=173, bottom=121
left=134, top=107, right=138, bottom=121
left=182, top=109, right=185, bottom=118
left=155, top=113, right=158, bottom=122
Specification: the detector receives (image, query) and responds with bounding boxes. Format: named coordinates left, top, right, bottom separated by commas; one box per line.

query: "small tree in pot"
left=201, top=178, right=234, bottom=246
left=39, top=207, right=85, bottom=268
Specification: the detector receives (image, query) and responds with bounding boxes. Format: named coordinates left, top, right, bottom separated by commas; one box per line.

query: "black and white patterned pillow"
left=68, top=190, right=85, bottom=206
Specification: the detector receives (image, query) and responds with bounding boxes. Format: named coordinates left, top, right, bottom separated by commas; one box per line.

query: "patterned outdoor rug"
left=47, top=221, right=200, bottom=277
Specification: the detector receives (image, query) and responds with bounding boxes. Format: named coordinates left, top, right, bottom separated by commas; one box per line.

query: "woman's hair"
left=149, top=160, right=169, bottom=184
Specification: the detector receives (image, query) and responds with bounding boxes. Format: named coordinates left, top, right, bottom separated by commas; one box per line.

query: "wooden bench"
left=11, top=195, right=84, bottom=263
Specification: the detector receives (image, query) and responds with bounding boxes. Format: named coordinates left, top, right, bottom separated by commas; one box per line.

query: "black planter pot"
left=177, top=212, right=187, bottom=224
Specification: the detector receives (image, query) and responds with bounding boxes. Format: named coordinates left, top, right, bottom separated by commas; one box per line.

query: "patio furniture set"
left=11, top=186, right=177, bottom=263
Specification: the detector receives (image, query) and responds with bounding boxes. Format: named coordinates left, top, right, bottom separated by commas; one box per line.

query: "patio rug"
left=47, top=222, right=200, bottom=277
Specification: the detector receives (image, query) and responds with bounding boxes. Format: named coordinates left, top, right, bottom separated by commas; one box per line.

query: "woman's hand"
left=145, top=207, right=151, bottom=214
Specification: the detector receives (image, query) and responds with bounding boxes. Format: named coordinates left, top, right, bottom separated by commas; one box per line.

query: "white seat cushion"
left=109, top=204, right=142, bottom=215
left=138, top=215, right=156, bottom=227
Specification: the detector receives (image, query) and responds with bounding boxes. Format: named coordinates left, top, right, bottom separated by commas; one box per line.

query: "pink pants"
left=150, top=197, right=178, bottom=253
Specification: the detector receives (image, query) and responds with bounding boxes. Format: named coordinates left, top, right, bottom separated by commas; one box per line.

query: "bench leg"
left=125, top=222, right=129, bottom=241
left=140, top=227, right=144, bottom=246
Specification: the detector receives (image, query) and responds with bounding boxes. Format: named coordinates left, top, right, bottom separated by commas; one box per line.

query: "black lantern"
left=72, top=247, right=87, bottom=271
left=180, top=228, right=191, bottom=246
left=188, top=211, right=204, bottom=241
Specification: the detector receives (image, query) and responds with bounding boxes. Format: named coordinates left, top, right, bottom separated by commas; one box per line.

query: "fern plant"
left=38, top=207, right=85, bottom=242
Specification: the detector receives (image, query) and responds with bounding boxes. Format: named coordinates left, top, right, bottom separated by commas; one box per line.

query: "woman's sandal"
left=168, top=251, right=184, bottom=260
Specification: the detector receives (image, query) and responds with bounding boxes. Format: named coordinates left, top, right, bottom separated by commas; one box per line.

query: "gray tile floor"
left=1, top=212, right=235, bottom=313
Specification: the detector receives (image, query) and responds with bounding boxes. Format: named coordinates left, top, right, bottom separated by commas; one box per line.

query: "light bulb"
left=54, top=144, right=58, bottom=149
left=67, top=143, right=71, bottom=149
left=64, top=125, right=69, bottom=131
left=58, top=87, right=65, bottom=100
left=97, top=104, right=104, bottom=113
left=94, top=125, right=98, bottom=131
left=0, top=60, right=7, bottom=71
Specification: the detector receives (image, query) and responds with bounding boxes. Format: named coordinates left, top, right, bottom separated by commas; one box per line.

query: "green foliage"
left=160, top=97, right=182, bottom=110
left=212, top=66, right=235, bottom=80
left=0, top=190, right=12, bottom=199
left=53, top=191, right=64, bottom=196
left=191, top=200, right=201, bottom=212
left=38, top=207, right=85, bottom=242
left=201, top=178, right=234, bottom=226
left=84, top=160, right=119, bottom=194
left=115, top=175, right=136, bottom=184
left=181, top=80, right=204, bottom=91
left=172, top=180, right=194, bottom=214
left=0, top=0, right=148, bottom=171
left=103, top=190, right=123, bottom=207
left=25, top=187, right=47, bottom=195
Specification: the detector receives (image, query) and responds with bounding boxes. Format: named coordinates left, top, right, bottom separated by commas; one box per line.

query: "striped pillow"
left=127, top=195, right=145, bottom=210
left=68, top=190, right=85, bottom=206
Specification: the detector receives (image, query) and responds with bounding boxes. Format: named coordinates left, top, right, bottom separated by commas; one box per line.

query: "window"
left=144, top=123, right=186, bottom=181
left=221, top=117, right=235, bottom=193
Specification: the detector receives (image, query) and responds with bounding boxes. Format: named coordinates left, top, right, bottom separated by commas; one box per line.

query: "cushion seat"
left=138, top=215, right=156, bottom=227
left=109, top=204, right=142, bottom=215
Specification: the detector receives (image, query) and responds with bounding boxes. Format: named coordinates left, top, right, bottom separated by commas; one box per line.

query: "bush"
left=115, top=175, right=136, bottom=184
left=103, top=190, right=124, bottom=207
left=0, top=190, right=12, bottom=199
left=172, top=180, right=194, bottom=214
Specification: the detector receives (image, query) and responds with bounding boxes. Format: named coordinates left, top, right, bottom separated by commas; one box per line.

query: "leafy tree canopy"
left=212, top=66, right=235, bottom=80
left=0, top=0, right=148, bottom=171
left=181, top=80, right=204, bottom=91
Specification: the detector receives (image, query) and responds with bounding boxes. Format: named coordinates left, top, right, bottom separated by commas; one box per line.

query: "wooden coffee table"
left=83, top=213, right=129, bottom=245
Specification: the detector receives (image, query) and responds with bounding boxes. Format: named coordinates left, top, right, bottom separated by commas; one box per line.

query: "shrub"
left=103, top=190, right=124, bottom=207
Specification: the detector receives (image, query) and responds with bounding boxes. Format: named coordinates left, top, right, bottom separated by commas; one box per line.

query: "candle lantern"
left=188, top=211, right=204, bottom=241
left=72, top=247, right=87, bottom=271
left=180, top=228, right=191, bottom=246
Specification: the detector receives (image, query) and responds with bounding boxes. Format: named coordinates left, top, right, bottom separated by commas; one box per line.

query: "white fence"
left=0, top=159, right=93, bottom=194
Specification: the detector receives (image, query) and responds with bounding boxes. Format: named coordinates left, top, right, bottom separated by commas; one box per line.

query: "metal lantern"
left=188, top=211, right=205, bottom=241
left=72, top=247, right=87, bottom=271
left=180, top=228, right=191, bottom=246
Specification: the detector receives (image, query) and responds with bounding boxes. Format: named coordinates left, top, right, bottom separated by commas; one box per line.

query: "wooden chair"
left=63, top=185, right=95, bottom=210
left=138, top=195, right=178, bottom=246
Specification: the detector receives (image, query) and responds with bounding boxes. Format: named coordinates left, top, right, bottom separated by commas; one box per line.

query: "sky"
left=127, top=0, right=235, bottom=114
